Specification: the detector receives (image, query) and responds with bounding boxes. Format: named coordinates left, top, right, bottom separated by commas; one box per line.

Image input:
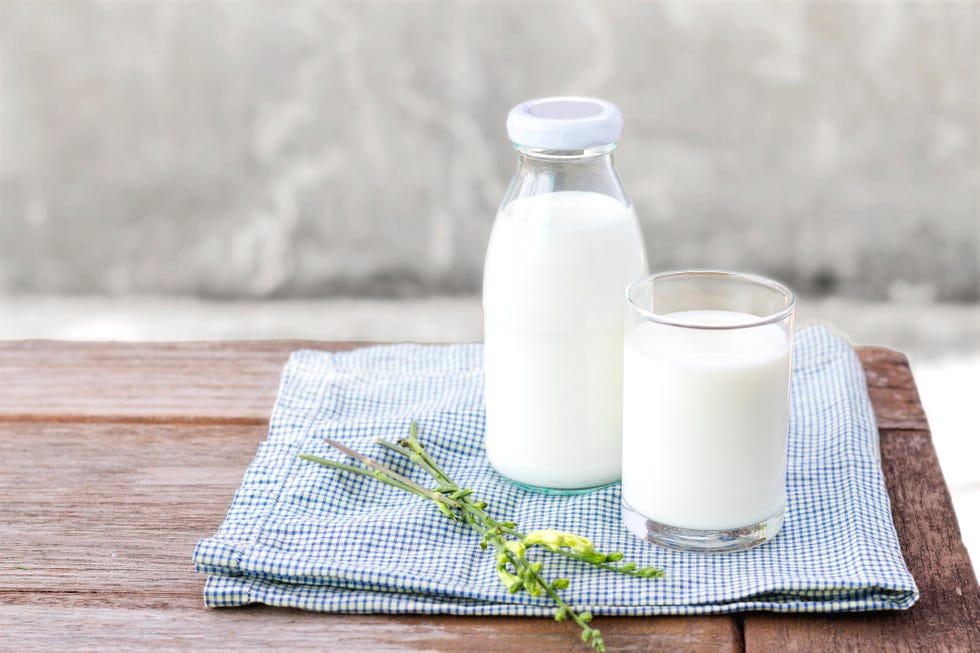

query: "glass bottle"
left=482, top=96, right=648, bottom=492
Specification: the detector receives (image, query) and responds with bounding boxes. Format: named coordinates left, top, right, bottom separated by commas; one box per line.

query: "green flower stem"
left=323, top=437, right=451, bottom=503
left=297, top=454, right=423, bottom=497
left=297, top=452, right=463, bottom=520
left=462, top=509, right=598, bottom=643
left=551, top=549, right=665, bottom=579
left=376, top=429, right=661, bottom=580
left=377, top=422, right=454, bottom=486
left=377, top=430, right=610, bottom=649
left=298, top=422, right=663, bottom=652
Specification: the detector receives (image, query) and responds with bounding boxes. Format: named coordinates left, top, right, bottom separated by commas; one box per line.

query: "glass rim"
left=625, top=269, right=797, bottom=330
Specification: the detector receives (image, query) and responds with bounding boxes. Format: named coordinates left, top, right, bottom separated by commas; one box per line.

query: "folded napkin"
left=194, top=325, right=918, bottom=615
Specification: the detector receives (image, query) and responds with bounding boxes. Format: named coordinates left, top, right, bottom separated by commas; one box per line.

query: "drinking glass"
left=621, top=270, right=796, bottom=552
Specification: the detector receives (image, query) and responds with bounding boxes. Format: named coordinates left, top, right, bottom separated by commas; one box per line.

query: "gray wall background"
left=1, top=0, right=977, bottom=301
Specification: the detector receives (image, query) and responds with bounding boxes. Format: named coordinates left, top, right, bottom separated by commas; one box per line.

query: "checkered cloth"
left=194, top=325, right=918, bottom=614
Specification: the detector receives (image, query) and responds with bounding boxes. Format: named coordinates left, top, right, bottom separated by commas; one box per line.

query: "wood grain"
left=0, top=607, right=741, bottom=652
left=0, top=422, right=265, bottom=607
left=858, top=348, right=931, bottom=431
left=0, top=340, right=359, bottom=424
left=0, top=341, right=976, bottom=651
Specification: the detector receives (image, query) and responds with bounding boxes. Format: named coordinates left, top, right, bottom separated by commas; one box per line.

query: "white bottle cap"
left=506, top=96, right=623, bottom=150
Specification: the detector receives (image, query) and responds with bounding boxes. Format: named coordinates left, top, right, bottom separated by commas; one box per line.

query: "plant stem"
left=323, top=438, right=454, bottom=504
left=297, top=452, right=463, bottom=521
left=376, top=431, right=660, bottom=580
left=298, top=422, right=662, bottom=651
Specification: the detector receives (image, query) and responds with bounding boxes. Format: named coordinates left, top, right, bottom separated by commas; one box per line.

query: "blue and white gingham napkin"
left=194, top=325, right=918, bottom=614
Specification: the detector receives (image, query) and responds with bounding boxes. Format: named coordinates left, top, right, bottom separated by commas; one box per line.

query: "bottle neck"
left=514, top=142, right=617, bottom=161
left=504, top=142, right=628, bottom=206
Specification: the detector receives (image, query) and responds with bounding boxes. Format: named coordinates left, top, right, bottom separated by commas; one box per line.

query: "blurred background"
left=0, top=1, right=977, bottom=562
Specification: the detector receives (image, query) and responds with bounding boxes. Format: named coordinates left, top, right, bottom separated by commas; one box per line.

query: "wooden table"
left=1, top=341, right=977, bottom=651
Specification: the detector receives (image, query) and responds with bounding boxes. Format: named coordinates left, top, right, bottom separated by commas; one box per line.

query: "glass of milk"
left=483, top=97, right=648, bottom=493
left=621, top=270, right=796, bottom=552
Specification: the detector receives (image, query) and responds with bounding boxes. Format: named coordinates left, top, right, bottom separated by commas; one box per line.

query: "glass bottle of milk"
left=483, top=96, right=648, bottom=492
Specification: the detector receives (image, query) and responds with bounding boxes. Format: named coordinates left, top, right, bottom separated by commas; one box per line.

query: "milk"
left=483, top=190, right=647, bottom=489
left=621, top=310, right=791, bottom=530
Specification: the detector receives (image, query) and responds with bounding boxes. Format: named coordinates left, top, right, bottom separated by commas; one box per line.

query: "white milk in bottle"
left=483, top=97, right=647, bottom=491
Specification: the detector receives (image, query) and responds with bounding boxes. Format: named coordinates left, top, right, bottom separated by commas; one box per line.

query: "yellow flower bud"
left=562, top=533, right=594, bottom=554
left=505, top=539, right=526, bottom=559
left=522, top=528, right=564, bottom=552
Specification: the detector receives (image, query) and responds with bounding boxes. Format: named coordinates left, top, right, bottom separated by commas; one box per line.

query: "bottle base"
left=622, top=501, right=785, bottom=553
left=493, top=469, right=618, bottom=496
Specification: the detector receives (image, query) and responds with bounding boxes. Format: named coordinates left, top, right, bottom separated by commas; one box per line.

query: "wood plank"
left=0, top=341, right=930, bottom=430
left=0, top=420, right=739, bottom=651
left=744, top=352, right=980, bottom=652
left=0, top=422, right=266, bottom=606
left=858, top=348, right=930, bottom=431
left=0, top=340, right=359, bottom=424
left=0, top=606, right=741, bottom=652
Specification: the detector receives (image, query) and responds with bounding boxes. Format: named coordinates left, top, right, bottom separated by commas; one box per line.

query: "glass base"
left=622, top=502, right=785, bottom=553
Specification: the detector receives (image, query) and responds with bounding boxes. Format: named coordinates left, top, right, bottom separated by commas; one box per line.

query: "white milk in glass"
left=483, top=190, right=647, bottom=489
left=621, top=310, right=791, bottom=530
